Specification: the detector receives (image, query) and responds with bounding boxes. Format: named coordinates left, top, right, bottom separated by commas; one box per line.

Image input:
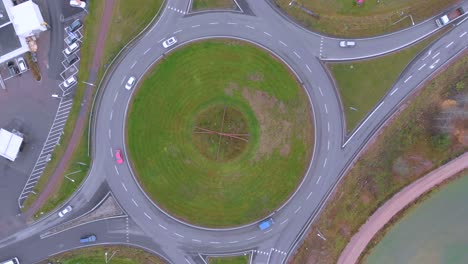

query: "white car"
left=162, top=37, right=177, bottom=48
left=16, top=57, right=27, bottom=73
left=58, top=205, right=73, bottom=217
left=339, top=40, right=356, bottom=48
left=125, top=76, right=136, bottom=90
left=70, top=0, right=86, bottom=8
left=63, top=75, right=77, bottom=88
left=65, top=42, right=80, bottom=56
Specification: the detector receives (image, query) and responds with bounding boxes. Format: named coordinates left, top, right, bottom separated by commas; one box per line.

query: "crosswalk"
left=18, top=98, right=73, bottom=207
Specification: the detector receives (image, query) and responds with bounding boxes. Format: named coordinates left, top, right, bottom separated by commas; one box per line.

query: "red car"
left=115, top=149, right=124, bottom=164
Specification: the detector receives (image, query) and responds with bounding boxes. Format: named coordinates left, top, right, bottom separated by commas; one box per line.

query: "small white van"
left=63, top=76, right=77, bottom=88
left=65, top=42, right=79, bottom=55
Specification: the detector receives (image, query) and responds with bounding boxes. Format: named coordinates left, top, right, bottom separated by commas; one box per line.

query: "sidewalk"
left=337, top=152, right=468, bottom=264
left=24, top=0, right=116, bottom=219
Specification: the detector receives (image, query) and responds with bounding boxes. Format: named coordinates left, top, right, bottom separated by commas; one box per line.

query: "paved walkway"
left=24, top=0, right=116, bottom=219
left=338, top=152, right=468, bottom=264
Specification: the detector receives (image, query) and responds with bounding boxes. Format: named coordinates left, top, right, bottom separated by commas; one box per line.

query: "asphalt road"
left=0, top=0, right=467, bottom=263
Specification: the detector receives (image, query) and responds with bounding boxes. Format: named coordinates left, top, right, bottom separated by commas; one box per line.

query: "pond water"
left=365, top=173, right=468, bottom=264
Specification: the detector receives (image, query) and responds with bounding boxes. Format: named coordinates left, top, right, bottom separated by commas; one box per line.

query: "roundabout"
left=127, top=40, right=314, bottom=227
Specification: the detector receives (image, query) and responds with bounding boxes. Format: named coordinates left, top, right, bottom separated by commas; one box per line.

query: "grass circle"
left=127, top=40, right=314, bottom=227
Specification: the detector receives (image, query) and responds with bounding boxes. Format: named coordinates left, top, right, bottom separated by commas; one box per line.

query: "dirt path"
left=24, top=0, right=115, bottom=219
left=338, top=152, right=468, bottom=264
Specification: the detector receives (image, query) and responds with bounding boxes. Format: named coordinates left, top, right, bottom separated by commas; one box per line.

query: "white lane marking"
left=114, top=165, right=119, bottom=175
left=294, top=206, right=302, bottom=214
left=121, top=182, right=128, bottom=192
left=110, top=148, right=113, bottom=157
left=192, top=239, right=202, bottom=242
left=318, top=87, right=323, bottom=96
left=210, top=241, right=221, bottom=244
left=158, top=37, right=165, bottom=43
left=144, top=48, right=151, bottom=55
left=445, top=41, right=454, bottom=48
left=404, top=76, right=412, bottom=83
left=390, top=87, right=399, bottom=96
left=327, top=140, right=330, bottom=150
left=432, top=52, right=440, bottom=59
left=306, top=64, right=311, bottom=72
left=191, top=24, right=200, bottom=28
left=110, top=110, right=113, bottom=121
left=158, top=224, right=167, bottom=230
left=307, top=191, right=313, bottom=200
left=132, top=198, right=139, bottom=207
left=229, top=240, right=239, bottom=244
left=227, top=22, right=237, bottom=25
left=264, top=229, right=273, bottom=233
left=263, top=31, right=272, bottom=37
left=460, top=32, right=467, bottom=37
left=245, top=25, right=255, bottom=29
left=246, top=236, right=256, bottom=240
left=327, top=122, right=330, bottom=132
left=343, top=101, right=385, bottom=148
left=144, top=212, right=152, bottom=220
left=130, top=61, right=137, bottom=69
left=108, top=129, right=111, bottom=139
left=430, top=59, right=440, bottom=69
left=174, top=233, right=184, bottom=238
left=323, top=158, right=327, bottom=168
left=418, top=64, right=426, bottom=71
left=209, top=22, right=219, bottom=25
left=280, top=219, right=288, bottom=225
left=293, top=51, right=301, bottom=59
left=316, top=176, right=322, bottom=184
left=185, top=258, right=191, bottom=264
left=120, top=76, right=126, bottom=85
left=114, top=92, right=119, bottom=102
left=279, top=40, right=287, bottom=46
left=324, top=104, right=328, bottom=113
left=173, top=29, right=182, bottom=34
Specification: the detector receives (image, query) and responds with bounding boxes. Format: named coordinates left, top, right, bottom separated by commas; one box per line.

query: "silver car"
left=339, top=40, right=356, bottom=48
left=58, top=205, right=73, bottom=217
left=162, top=37, right=177, bottom=48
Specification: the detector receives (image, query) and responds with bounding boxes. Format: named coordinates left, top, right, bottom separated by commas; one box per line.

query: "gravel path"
left=338, top=152, right=468, bottom=264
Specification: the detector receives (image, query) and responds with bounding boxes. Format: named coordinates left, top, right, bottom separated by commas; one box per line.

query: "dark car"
left=79, top=234, right=96, bottom=243
left=65, top=54, right=79, bottom=67
left=65, top=33, right=79, bottom=46
left=7, top=61, right=19, bottom=75
left=66, top=20, right=82, bottom=32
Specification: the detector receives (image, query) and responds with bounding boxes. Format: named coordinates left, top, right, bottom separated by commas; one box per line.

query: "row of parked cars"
left=62, top=20, right=83, bottom=88
left=7, top=57, right=27, bottom=76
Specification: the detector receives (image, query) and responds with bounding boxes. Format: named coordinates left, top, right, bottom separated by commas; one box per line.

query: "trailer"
left=436, top=7, right=465, bottom=27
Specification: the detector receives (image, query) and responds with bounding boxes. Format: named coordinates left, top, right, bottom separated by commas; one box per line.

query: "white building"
left=0, top=128, right=23, bottom=161
left=0, top=0, right=47, bottom=64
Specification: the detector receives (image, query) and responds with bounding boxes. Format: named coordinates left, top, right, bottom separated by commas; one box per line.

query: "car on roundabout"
left=58, top=205, right=72, bottom=217
left=125, top=76, right=136, bottom=90
left=339, top=40, right=356, bottom=48
left=115, top=149, right=124, bottom=164
left=162, top=37, right=177, bottom=48
left=79, top=234, right=97, bottom=243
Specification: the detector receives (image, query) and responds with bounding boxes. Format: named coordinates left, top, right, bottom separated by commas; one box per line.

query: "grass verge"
left=192, top=0, right=237, bottom=11
left=21, top=0, right=164, bottom=218
left=328, top=31, right=445, bottom=134
left=128, top=39, right=314, bottom=227
left=38, top=245, right=166, bottom=264
left=273, top=0, right=458, bottom=37
left=360, top=169, right=468, bottom=263
left=291, top=52, right=467, bottom=263
left=208, top=255, right=249, bottom=264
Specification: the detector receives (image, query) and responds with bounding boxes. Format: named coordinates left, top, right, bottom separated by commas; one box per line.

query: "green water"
left=365, top=174, right=468, bottom=264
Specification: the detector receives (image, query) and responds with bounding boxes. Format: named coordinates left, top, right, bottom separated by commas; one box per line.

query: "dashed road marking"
left=144, top=212, right=152, bottom=220
left=294, top=206, right=302, bottom=214
left=229, top=240, right=239, bottom=244
left=121, top=182, right=128, bottom=192
left=191, top=25, right=200, bottom=28
left=210, top=241, right=221, bottom=244
left=323, top=158, right=327, bottom=167
left=446, top=41, right=454, bottom=48
left=246, top=236, right=256, bottom=240
left=159, top=224, right=167, bottom=230
left=130, top=61, right=137, bottom=69
left=306, top=64, right=311, bottom=72
left=192, top=239, right=202, bottom=242
left=432, top=52, right=440, bottom=59
left=167, top=5, right=186, bottom=14
left=110, top=148, right=113, bottom=157
left=114, top=165, right=119, bottom=175
left=280, top=218, right=288, bottom=225
left=279, top=40, right=287, bottom=47
left=110, top=110, right=113, bottom=121
left=114, top=92, right=119, bottom=102
left=327, top=140, right=330, bottom=150
left=227, top=22, right=237, bottom=25
left=132, top=198, right=139, bottom=207
left=293, top=51, right=301, bottom=59
left=390, top=87, right=399, bottom=96
left=418, top=64, right=426, bottom=71
left=209, top=22, right=219, bottom=25
left=263, top=31, right=272, bottom=37
left=327, top=122, right=330, bottom=132
left=108, top=129, right=111, bottom=139
left=144, top=48, right=151, bottom=55
left=460, top=32, right=467, bottom=37
left=264, top=229, right=273, bottom=233
left=316, top=176, right=322, bottom=184
left=324, top=104, right=328, bottom=113
left=404, top=76, right=412, bottom=83
left=245, top=25, right=255, bottom=29
left=318, top=86, right=323, bottom=96
left=158, top=37, right=165, bottom=43
left=307, top=191, right=313, bottom=200
left=173, top=29, right=182, bottom=34
left=174, top=232, right=184, bottom=238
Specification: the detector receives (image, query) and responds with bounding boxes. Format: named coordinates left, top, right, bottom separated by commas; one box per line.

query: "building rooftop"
left=0, top=0, right=10, bottom=27
left=0, top=23, right=21, bottom=57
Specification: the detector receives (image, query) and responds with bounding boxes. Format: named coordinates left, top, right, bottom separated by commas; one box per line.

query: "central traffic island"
left=127, top=39, right=314, bottom=227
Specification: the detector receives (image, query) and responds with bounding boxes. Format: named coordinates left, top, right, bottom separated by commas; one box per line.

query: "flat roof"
left=0, top=0, right=10, bottom=27
left=0, top=23, right=21, bottom=56
left=0, top=128, right=23, bottom=161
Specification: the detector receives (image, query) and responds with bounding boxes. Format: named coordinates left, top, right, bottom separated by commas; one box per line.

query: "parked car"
left=7, top=61, right=19, bottom=75
left=115, top=149, right=124, bottom=164
left=125, top=76, right=136, bottom=90
left=63, top=76, right=77, bottom=88
left=65, top=54, right=79, bottom=67
left=339, top=40, right=356, bottom=48
left=162, top=37, right=177, bottom=48
left=16, top=57, right=27, bottom=73
left=79, top=234, right=97, bottom=243
left=58, top=205, right=72, bottom=217
left=64, top=42, right=80, bottom=56
left=70, top=0, right=86, bottom=8
left=66, top=20, right=83, bottom=32
left=65, top=33, right=79, bottom=46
